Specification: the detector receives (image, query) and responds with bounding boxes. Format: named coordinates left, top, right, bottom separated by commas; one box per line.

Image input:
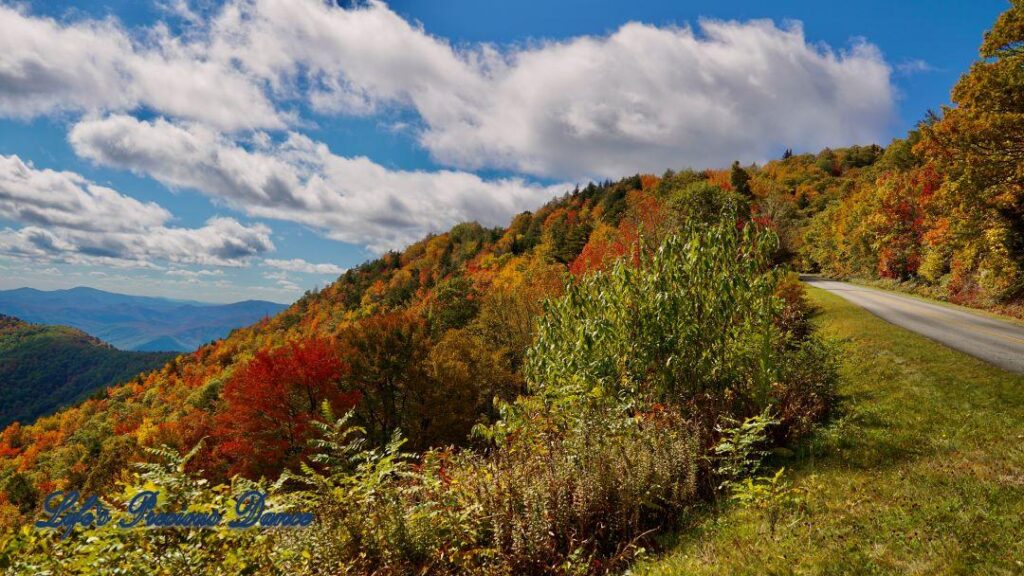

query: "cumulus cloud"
left=207, top=0, right=895, bottom=178
left=4, top=0, right=895, bottom=180
left=0, top=4, right=281, bottom=130
left=0, top=154, right=169, bottom=232
left=0, top=154, right=274, bottom=266
left=208, top=0, right=483, bottom=120
left=70, top=115, right=567, bottom=252
left=429, top=20, right=893, bottom=178
left=264, top=258, right=345, bottom=275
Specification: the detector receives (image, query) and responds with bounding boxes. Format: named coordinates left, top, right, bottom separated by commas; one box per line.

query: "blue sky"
left=0, top=0, right=1008, bottom=303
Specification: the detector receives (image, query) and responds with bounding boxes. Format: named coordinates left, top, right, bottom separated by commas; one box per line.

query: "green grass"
left=630, top=287, right=1024, bottom=575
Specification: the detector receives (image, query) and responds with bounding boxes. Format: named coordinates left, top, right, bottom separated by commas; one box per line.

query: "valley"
left=0, top=287, right=287, bottom=352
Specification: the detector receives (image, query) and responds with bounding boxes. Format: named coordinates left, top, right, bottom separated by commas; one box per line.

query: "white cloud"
left=264, top=258, right=345, bottom=275
left=3, top=0, right=895, bottom=180
left=0, top=154, right=274, bottom=266
left=263, top=270, right=300, bottom=291
left=427, top=20, right=893, bottom=178
left=0, top=4, right=281, bottom=130
left=895, top=58, right=934, bottom=75
left=207, top=0, right=895, bottom=178
left=166, top=268, right=225, bottom=278
left=70, top=115, right=567, bottom=252
left=156, top=0, right=203, bottom=26
left=0, top=154, right=170, bottom=232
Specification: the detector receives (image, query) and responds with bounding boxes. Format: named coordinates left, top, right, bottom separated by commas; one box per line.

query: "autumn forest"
left=2, top=2, right=1023, bottom=575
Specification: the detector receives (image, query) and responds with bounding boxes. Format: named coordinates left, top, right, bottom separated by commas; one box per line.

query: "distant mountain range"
left=0, top=287, right=288, bottom=352
left=0, top=315, right=176, bottom=427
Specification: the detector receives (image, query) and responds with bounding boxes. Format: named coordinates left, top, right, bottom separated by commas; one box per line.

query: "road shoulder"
left=632, top=287, right=1024, bottom=575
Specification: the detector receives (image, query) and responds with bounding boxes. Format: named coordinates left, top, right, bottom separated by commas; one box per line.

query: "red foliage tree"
left=876, top=170, right=930, bottom=280
left=569, top=225, right=629, bottom=277
left=213, top=336, right=358, bottom=479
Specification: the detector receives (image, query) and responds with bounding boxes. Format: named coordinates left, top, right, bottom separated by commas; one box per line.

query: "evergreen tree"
left=730, top=160, right=752, bottom=198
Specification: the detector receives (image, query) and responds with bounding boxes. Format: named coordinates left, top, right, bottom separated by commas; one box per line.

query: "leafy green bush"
left=712, top=409, right=777, bottom=492
left=270, top=406, right=483, bottom=575
left=525, top=217, right=780, bottom=414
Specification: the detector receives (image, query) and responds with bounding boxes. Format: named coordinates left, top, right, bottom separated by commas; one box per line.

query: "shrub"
left=774, top=272, right=813, bottom=341
left=712, top=409, right=777, bottom=492
left=469, top=407, right=699, bottom=575
left=770, top=337, right=840, bottom=442
left=525, top=216, right=780, bottom=413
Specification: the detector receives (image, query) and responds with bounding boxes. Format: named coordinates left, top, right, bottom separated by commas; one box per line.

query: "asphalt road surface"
left=804, top=278, right=1024, bottom=374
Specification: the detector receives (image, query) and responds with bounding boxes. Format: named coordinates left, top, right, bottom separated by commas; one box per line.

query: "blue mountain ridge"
left=0, top=287, right=289, bottom=352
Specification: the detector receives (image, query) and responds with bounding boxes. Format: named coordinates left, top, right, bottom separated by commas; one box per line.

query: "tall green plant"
left=524, top=215, right=781, bottom=414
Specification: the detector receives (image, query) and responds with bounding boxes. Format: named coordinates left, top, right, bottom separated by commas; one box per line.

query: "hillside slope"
left=0, top=287, right=287, bottom=352
left=0, top=130, right=1017, bottom=514
left=1, top=0, right=1021, bottom=515
left=0, top=315, right=175, bottom=428
left=0, top=136, right=995, bottom=506
left=634, top=287, right=1024, bottom=574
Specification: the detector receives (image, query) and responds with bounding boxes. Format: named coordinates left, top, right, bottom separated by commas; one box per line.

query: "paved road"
left=804, top=278, right=1024, bottom=374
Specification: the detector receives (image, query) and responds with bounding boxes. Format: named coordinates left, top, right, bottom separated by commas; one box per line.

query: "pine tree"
left=730, top=161, right=752, bottom=198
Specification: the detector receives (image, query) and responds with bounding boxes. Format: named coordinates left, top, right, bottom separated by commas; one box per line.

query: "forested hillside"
left=796, top=3, right=1024, bottom=312
left=2, top=200, right=836, bottom=573
left=1, top=3, right=1021, bottom=574
left=0, top=173, right=704, bottom=494
left=0, top=316, right=174, bottom=428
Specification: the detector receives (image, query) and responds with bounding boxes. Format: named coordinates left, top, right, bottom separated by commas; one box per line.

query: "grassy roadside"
left=630, top=286, right=1024, bottom=575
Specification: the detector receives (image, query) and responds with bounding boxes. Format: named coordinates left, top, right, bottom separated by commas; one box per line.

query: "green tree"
left=731, top=160, right=753, bottom=198
left=338, top=312, right=435, bottom=448
left=427, top=276, right=479, bottom=335
left=815, top=148, right=838, bottom=175
left=2, top=473, right=36, bottom=514
left=669, top=181, right=746, bottom=225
